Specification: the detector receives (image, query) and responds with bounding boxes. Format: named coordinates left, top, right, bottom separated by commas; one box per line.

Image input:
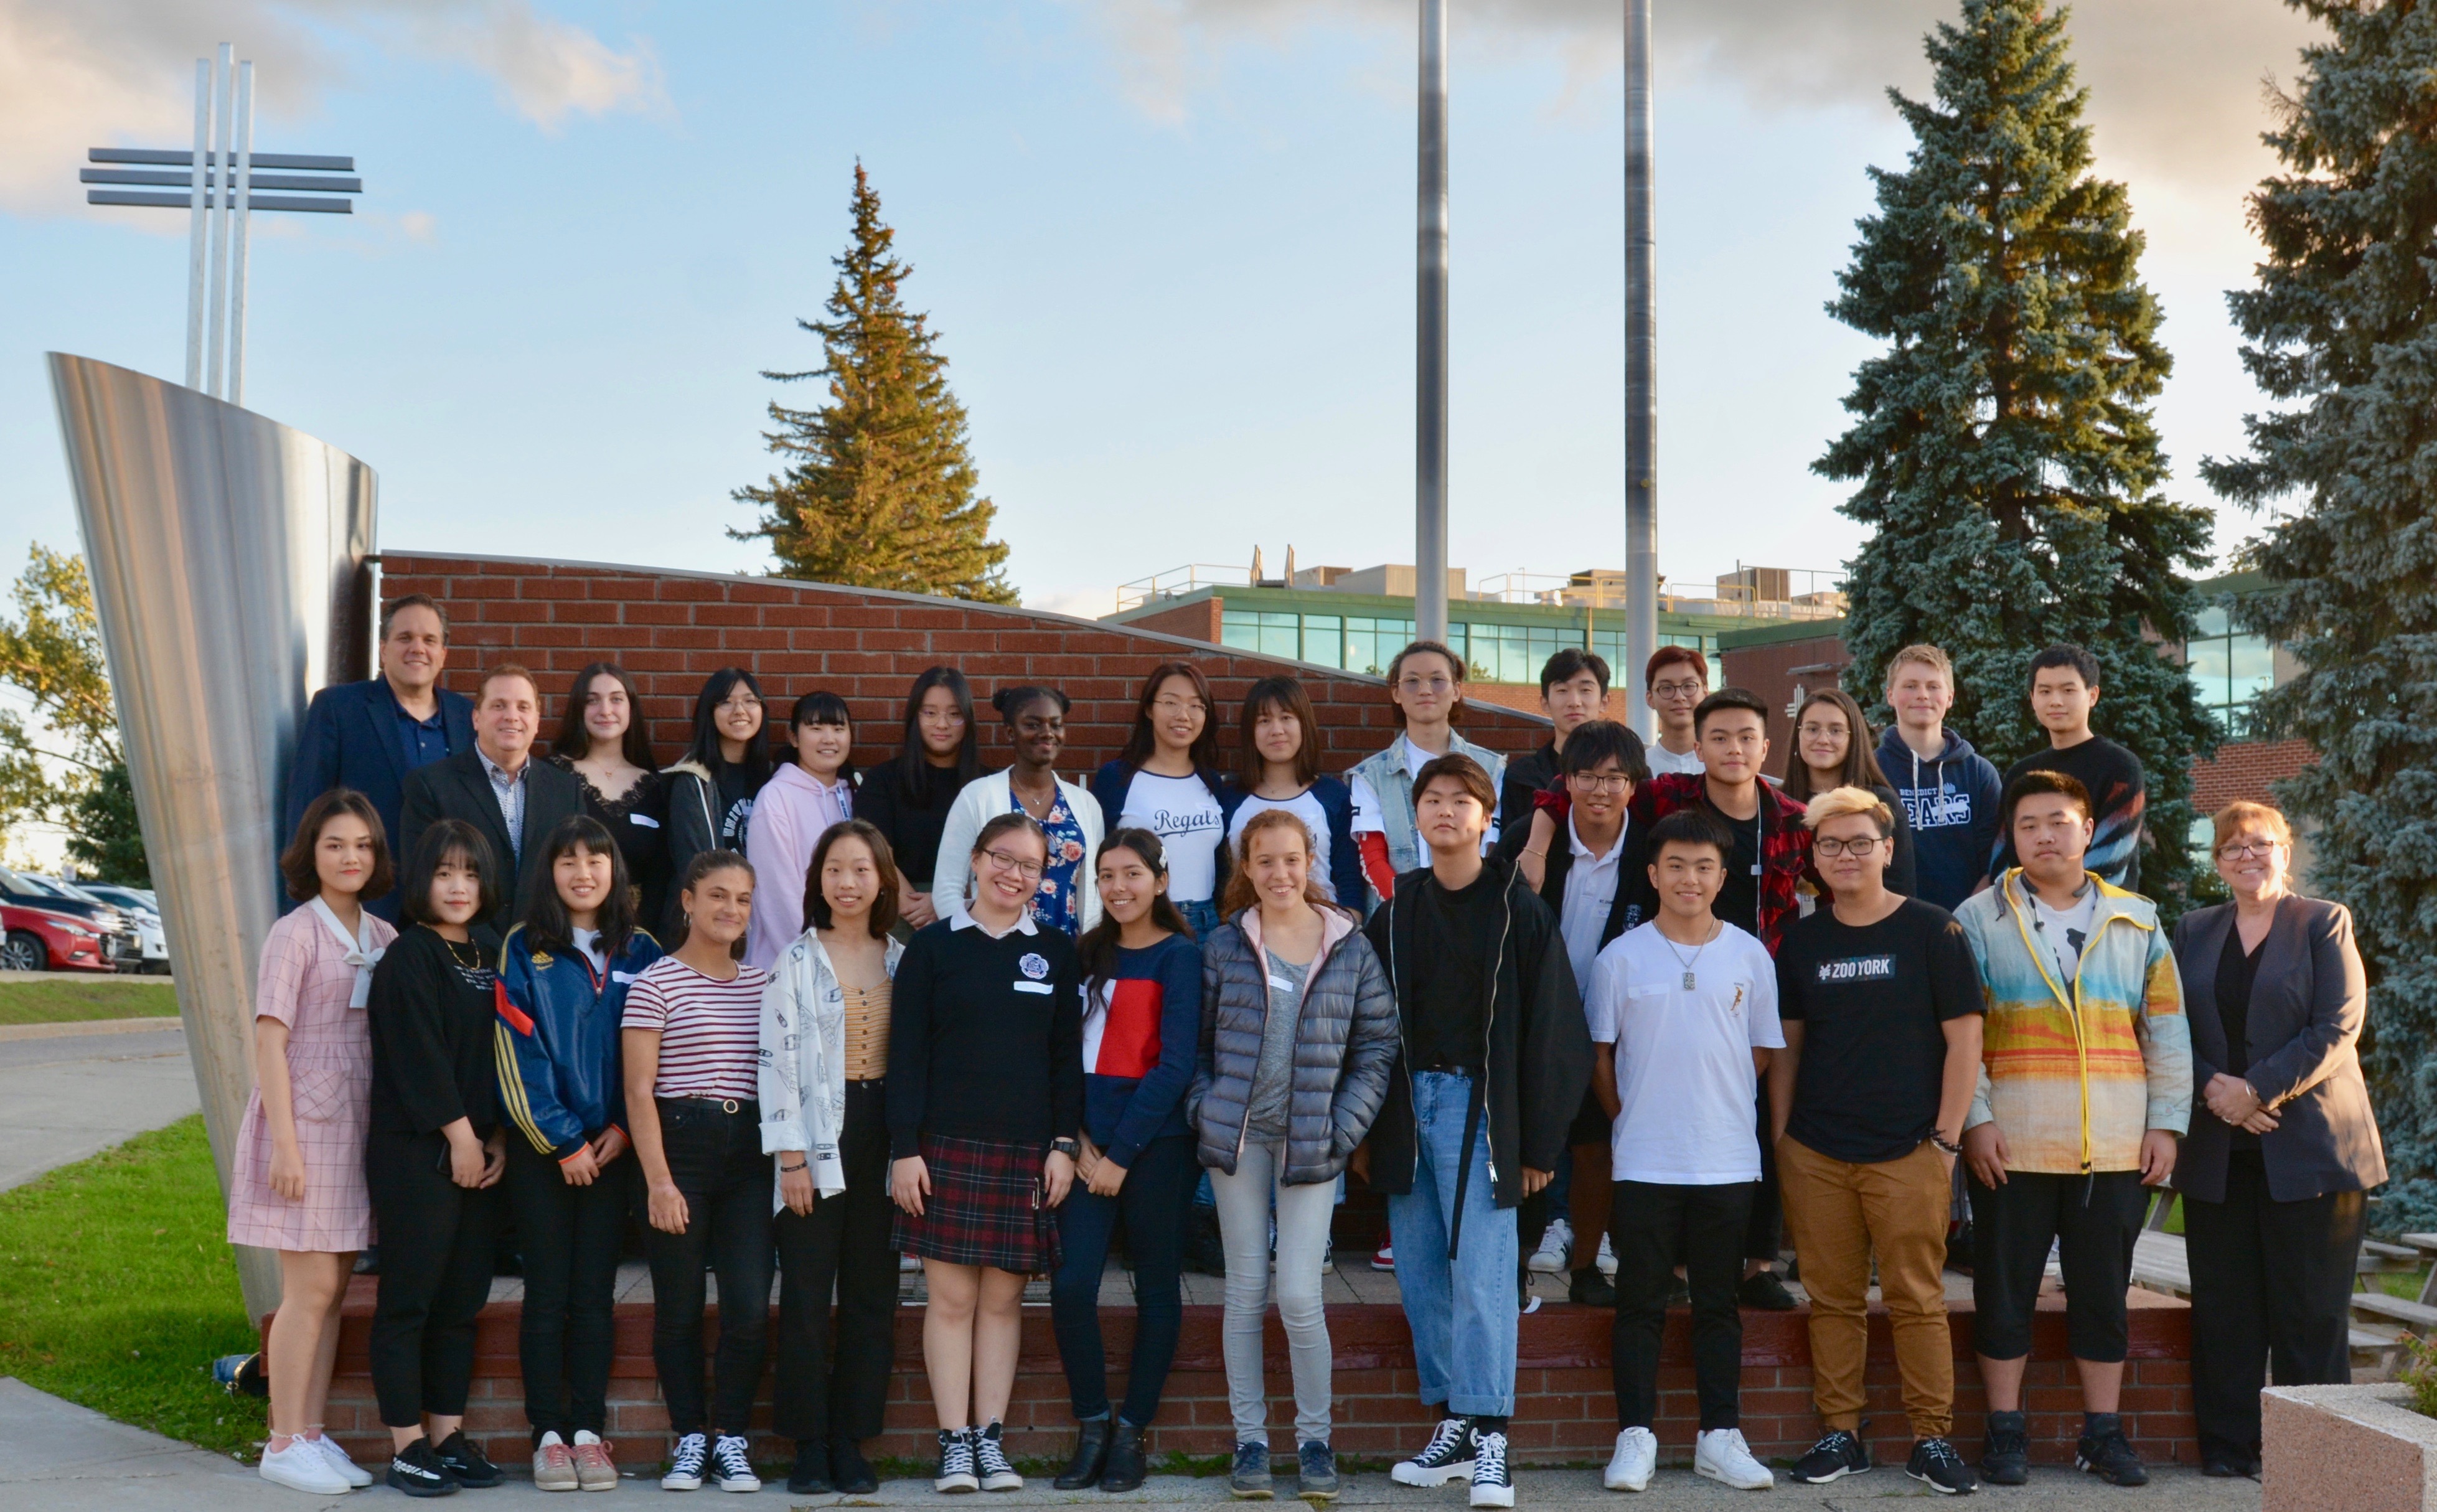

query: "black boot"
left=1568, top=1265, right=1615, bottom=1308
left=1101, top=1420, right=1147, bottom=1493
left=1055, top=1416, right=1113, bottom=1490
left=788, top=1440, right=833, bottom=1495
left=830, top=1436, right=878, bottom=1495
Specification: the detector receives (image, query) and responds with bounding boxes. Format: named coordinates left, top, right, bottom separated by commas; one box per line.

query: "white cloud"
left=0, top=0, right=665, bottom=214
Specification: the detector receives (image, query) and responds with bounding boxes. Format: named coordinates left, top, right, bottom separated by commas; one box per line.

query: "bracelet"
left=778, top=1161, right=807, bottom=1173
left=1930, top=1134, right=1963, bottom=1156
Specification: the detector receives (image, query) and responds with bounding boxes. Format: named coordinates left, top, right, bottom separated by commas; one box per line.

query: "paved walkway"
left=0, top=1021, right=195, bottom=1193
left=0, top=1378, right=2263, bottom=1511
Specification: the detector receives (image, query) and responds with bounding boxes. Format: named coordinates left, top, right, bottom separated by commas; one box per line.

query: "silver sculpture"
left=49, top=352, right=375, bottom=1319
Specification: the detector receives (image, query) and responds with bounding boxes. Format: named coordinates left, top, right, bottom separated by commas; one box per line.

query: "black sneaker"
left=1467, top=1428, right=1513, bottom=1509
left=936, top=1428, right=979, bottom=1493
left=1791, top=1429, right=1871, bottom=1484
left=1569, top=1267, right=1617, bottom=1308
left=1979, top=1411, right=2029, bottom=1487
left=831, top=1436, right=880, bottom=1495
left=388, top=1435, right=460, bottom=1498
left=2077, top=1417, right=2149, bottom=1487
left=974, top=1421, right=1022, bottom=1491
left=1230, top=1440, right=1273, bottom=1499
left=432, top=1430, right=502, bottom=1489
left=1391, top=1417, right=1475, bottom=1487
left=789, top=1439, right=833, bottom=1495
left=1297, top=1441, right=1340, bottom=1500
left=1737, top=1269, right=1799, bottom=1310
left=1908, top=1437, right=1978, bottom=1495
left=2201, top=1453, right=2261, bottom=1480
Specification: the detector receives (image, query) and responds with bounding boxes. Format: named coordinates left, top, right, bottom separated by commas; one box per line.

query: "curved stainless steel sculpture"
left=49, top=353, right=375, bottom=1319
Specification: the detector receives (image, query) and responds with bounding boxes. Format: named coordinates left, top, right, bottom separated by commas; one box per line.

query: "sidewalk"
left=0, top=1378, right=2263, bottom=1510
left=0, top=1022, right=195, bottom=1192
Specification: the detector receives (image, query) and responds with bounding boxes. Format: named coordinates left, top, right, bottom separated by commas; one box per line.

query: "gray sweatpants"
left=1211, top=1138, right=1336, bottom=1446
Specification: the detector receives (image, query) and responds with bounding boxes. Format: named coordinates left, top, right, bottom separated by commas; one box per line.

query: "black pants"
left=1050, top=1133, right=1195, bottom=1425
left=1968, top=1167, right=2146, bottom=1361
left=505, top=1139, right=629, bottom=1443
left=1612, top=1179, right=1751, bottom=1431
left=646, top=1098, right=774, bottom=1437
left=1744, top=1091, right=1782, bottom=1262
left=365, top=1129, right=500, bottom=1429
left=774, top=1083, right=898, bottom=1445
left=2186, top=1152, right=2364, bottom=1458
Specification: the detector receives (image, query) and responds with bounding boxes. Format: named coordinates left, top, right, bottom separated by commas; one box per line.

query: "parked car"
left=0, top=867, right=141, bottom=972
left=56, top=881, right=170, bottom=974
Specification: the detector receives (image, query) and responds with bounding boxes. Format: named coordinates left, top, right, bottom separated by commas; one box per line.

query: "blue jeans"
left=1387, top=1070, right=1518, bottom=1417
left=1050, top=1135, right=1196, bottom=1425
left=1178, top=898, right=1221, bottom=940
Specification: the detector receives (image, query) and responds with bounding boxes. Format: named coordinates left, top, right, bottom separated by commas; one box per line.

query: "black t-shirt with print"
left=1774, top=897, right=1982, bottom=1164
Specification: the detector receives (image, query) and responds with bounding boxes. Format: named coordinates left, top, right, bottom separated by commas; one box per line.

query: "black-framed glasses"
left=982, top=848, right=1045, bottom=880
left=1814, top=836, right=1884, bottom=858
left=2217, top=838, right=2281, bottom=860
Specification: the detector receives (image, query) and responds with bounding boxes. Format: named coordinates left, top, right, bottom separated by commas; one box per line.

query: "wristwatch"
left=1050, top=1138, right=1081, bottom=1160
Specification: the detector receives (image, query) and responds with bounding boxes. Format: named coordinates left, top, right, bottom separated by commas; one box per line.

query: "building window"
left=2184, top=608, right=2273, bottom=739
left=1221, top=610, right=1302, bottom=662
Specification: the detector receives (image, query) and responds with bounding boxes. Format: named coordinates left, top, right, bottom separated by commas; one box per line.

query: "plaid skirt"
left=894, top=1132, right=1060, bottom=1275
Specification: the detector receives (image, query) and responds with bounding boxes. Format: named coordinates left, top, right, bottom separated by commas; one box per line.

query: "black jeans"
left=2186, top=1152, right=2364, bottom=1459
left=1744, top=1092, right=1783, bottom=1261
left=1968, top=1167, right=2146, bottom=1362
left=1050, top=1133, right=1195, bottom=1425
left=365, top=1129, right=500, bottom=1428
left=774, top=1082, right=898, bottom=1445
left=646, top=1097, right=774, bottom=1437
left=505, top=1139, right=630, bottom=1443
left=1611, top=1179, right=1751, bottom=1431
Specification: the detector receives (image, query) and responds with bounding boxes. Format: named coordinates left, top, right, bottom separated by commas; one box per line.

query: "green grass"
left=0, top=977, right=179, bottom=1025
left=0, top=1115, right=264, bottom=1458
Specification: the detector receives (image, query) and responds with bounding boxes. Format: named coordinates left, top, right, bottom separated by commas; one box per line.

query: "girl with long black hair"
left=1091, top=664, right=1230, bottom=937
left=663, top=669, right=769, bottom=931
left=548, top=660, right=670, bottom=927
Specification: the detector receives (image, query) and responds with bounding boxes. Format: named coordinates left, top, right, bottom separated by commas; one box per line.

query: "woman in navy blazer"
left=2173, top=799, right=2385, bottom=1479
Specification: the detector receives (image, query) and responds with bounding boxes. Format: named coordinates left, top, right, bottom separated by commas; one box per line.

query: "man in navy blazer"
left=282, top=594, right=473, bottom=921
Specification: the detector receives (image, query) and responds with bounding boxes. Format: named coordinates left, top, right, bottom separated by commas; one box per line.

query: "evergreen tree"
left=735, top=163, right=1016, bottom=604
left=2200, top=1, right=2437, bottom=1227
left=1818, top=0, right=2217, bottom=919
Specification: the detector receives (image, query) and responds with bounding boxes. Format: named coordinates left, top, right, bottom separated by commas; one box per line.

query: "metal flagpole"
left=1415, top=0, right=1450, bottom=647
left=184, top=59, right=212, bottom=391
left=204, top=43, right=235, bottom=398
left=227, top=61, right=255, bottom=408
left=1623, top=0, right=1659, bottom=739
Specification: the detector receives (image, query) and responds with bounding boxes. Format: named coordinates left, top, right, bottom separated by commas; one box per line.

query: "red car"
left=0, top=898, right=126, bottom=972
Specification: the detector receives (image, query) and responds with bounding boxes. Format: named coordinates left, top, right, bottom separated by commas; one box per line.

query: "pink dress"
left=225, top=904, right=395, bottom=1252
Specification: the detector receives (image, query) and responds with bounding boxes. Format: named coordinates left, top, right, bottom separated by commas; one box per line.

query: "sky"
left=0, top=0, right=2325, bottom=627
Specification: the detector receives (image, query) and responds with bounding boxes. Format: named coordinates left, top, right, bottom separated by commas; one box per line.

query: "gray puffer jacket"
left=1189, top=904, right=1399, bottom=1185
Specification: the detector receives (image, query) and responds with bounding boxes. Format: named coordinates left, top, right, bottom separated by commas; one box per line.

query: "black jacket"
left=398, top=748, right=584, bottom=935
left=282, top=677, right=474, bottom=921
left=1361, top=857, right=1594, bottom=1249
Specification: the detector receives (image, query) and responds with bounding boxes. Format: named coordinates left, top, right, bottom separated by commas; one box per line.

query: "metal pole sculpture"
left=49, top=353, right=376, bottom=1320
left=1623, top=0, right=1660, bottom=738
left=1416, top=0, right=1451, bottom=647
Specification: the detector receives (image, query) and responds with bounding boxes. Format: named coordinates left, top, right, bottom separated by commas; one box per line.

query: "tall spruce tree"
left=735, top=163, right=1016, bottom=603
left=1818, top=0, right=2217, bottom=919
left=2200, top=1, right=2437, bottom=1227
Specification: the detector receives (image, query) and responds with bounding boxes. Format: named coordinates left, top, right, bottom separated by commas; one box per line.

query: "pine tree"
left=1818, top=0, right=2217, bottom=919
left=2199, top=1, right=2437, bottom=1228
left=734, top=163, right=1016, bottom=604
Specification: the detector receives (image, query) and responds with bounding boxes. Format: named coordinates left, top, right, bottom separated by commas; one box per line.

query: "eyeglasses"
left=1567, top=773, right=1633, bottom=793
left=982, top=848, right=1045, bottom=880
left=2217, top=838, right=2282, bottom=860
left=716, top=695, right=762, bottom=715
left=1650, top=679, right=1705, bottom=698
left=1150, top=697, right=1204, bottom=716
left=1397, top=675, right=1453, bottom=694
left=1814, top=836, right=1884, bottom=858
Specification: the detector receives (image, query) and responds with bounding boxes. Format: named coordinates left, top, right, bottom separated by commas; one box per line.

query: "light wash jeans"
left=1211, top=1137, right=1337, bottom=1446
left=1387, top=1069, right=1518, bottom=1417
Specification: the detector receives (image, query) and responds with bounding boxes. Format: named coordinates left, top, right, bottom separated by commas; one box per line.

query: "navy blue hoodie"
left=1874, top=727, right=2002, bottom=913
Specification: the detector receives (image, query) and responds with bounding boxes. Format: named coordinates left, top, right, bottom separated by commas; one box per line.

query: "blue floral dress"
left=1023, top=789, right=1089, bottom=936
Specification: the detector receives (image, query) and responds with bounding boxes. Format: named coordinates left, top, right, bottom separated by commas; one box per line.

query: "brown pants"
left=1776, top=1134, right=1954, bottom=1439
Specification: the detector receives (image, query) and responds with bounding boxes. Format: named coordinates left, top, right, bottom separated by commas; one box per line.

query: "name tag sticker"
left=630, top=814, right=660, bottom=829
left=610, top=970, right=640, bottom=984
left=1013, top=981, right=1053, bottom=995
left=1268, top=976, right=1295, bottom=992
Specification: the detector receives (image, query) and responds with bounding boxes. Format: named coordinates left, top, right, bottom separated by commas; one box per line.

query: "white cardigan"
left=929, top=768, right=1105, bottom=936
left=757, top=929, right=905, bottom=1207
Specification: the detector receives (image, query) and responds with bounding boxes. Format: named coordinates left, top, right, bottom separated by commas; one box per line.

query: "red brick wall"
left=304, top=1285, right=2195, bottom=1472
left=380, top=554, right=1547, bottom=772
left=2191, top=738, right=2315, bottom=814
left=1719, top=632, right=1852, bottom=754
left=1125, top=595, right=1224, bottom=645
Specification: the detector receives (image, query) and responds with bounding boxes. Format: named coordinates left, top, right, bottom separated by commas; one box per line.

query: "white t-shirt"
left=1645, top=741, right=1707, bottom=777
left=1587, top=920, right=1784, bottom=1185
left=1558, top=814, right=1629, bottom=993
left=1348, top=735, right=1500, bottom=851
left=1119, top=770, right=1227, bottom=904
left=1227, top=786, right=1338, bottom=901
left=2029, top=883, right=2100, bottom=987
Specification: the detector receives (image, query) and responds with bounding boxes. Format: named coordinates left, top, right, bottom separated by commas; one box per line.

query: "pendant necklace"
left=1660, top=919, right=1721, bottom=992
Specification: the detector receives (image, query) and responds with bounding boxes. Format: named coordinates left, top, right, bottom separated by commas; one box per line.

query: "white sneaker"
left=1696, top=1428, right=1775, bottom=1490
left=900, top=1252, right=921, bottom=1273
left=1529, top=1217, right=1572, bottom=1274
left=1604, top=1427, right=1656, bottom=1492
left=259, top=1438, right=353, bottom=1495
left=1597, top=1232, right=1617, bottom=1280
left=307, top=1433, right=373, bottom=1488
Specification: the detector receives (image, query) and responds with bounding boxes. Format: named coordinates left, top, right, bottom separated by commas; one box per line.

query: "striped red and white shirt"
left=622, top=956, right=768, bottom=1101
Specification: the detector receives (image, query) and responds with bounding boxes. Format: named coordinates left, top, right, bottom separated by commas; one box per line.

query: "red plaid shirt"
left=1627, top=773, right=1810, bottom=956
